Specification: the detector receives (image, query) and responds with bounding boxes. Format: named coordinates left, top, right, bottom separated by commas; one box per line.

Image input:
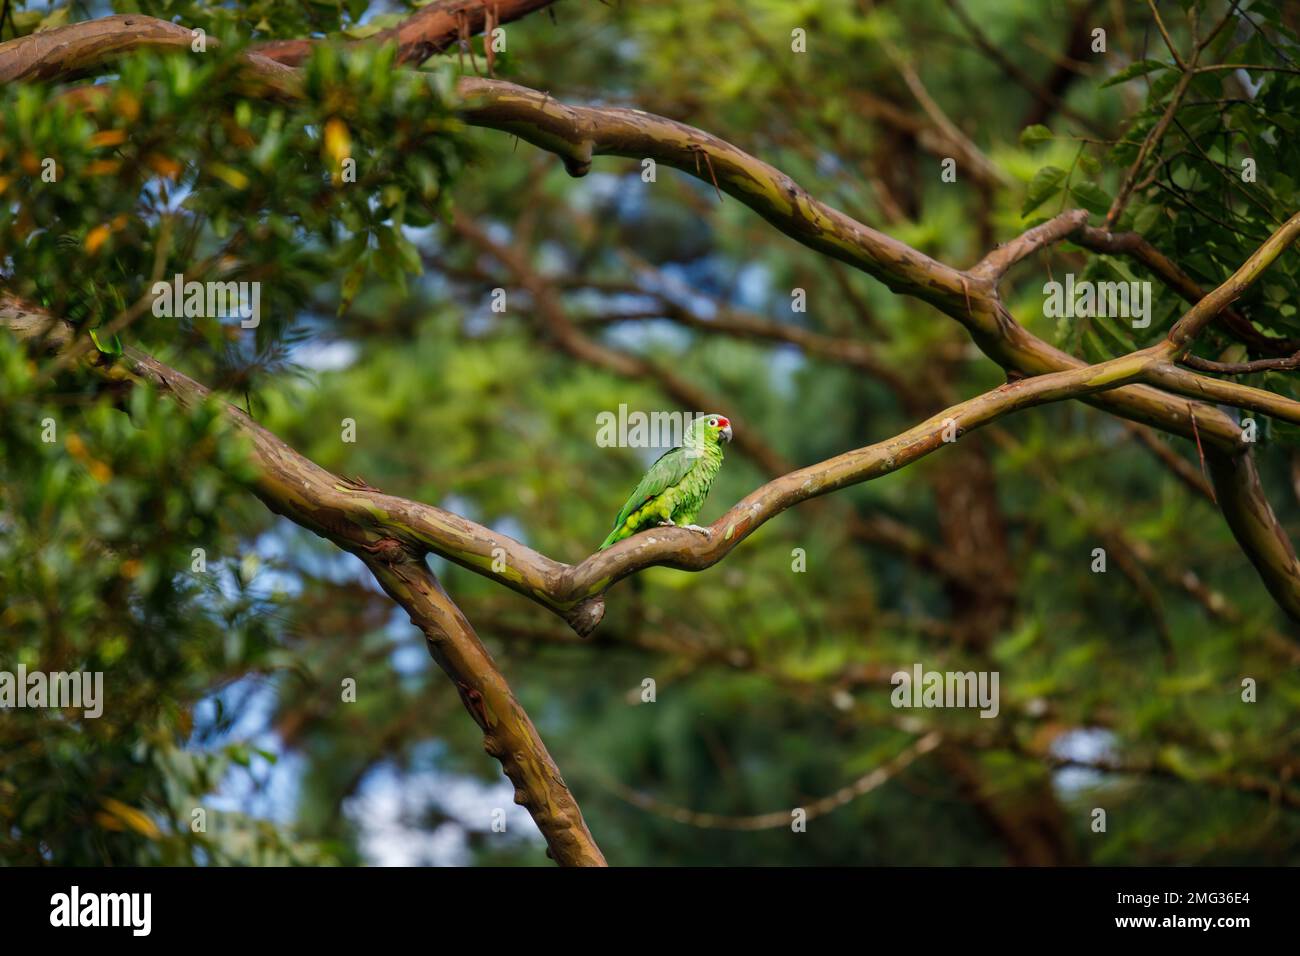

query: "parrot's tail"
left=598, top=526, right=624, bottom=550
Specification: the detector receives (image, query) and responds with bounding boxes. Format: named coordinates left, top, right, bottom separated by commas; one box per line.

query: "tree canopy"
left=2, top=0, right=1299, bottom=866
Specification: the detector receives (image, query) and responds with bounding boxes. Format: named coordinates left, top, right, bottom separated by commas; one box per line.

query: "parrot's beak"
left=720, top=423, right=733, bottom=443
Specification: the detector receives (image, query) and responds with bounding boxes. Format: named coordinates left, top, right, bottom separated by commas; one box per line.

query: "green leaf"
left=1093, top=311, right=1134, bottom=351
left=1070, top=181, right=1112, bottom=215
left=35, top=7, right=71, bottom=33
left=1019, top=124, right=1054, bottom=148
left=1021, top=165, right=1067, bottom=216
left=1100, top=58, right=1168, bottom=88
left=1132, top=204, right=1162, bottom=235
left=338, top=252, right=371, bottom=316
left=88, top=329, right=123, bottom=356
left=341, top=24, right=384, bottom=40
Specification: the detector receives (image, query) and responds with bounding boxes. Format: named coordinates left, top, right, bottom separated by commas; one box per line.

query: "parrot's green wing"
left=608, top=446, right=694, bottom=535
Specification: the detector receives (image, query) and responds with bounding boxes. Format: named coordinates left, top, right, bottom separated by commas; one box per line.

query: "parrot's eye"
left=708, top=418, right=717, bottom=426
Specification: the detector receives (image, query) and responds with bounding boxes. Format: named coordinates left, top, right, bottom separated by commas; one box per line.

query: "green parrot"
left=599, top=413, right=733, bottom=550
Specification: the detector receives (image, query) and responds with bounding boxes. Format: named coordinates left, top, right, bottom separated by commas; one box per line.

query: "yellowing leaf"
left=113, top=90, right=141, bottom=122
left=64, top=432, right=88, bottom=459
left=208, top=162, right=250, bottom=190
left=35, top=7, right=71, bottom=33
left=324, top=117, right=352, bottom=174
left=99, top=798, right=160, bottom=839
left=146, top=153, right=183, bottom=180
left=85, top=159, right=121, bottom=177
left=84, top=224, right=111, bottom=254
left=89, top=129, right=128, bottom=148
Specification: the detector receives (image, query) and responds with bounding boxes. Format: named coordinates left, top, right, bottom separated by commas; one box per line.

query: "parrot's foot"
left=657, top=519, right=709, bottom=538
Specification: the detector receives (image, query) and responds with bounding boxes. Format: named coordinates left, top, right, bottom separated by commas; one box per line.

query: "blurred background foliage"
left=2, top=0, right=1299, bottom=865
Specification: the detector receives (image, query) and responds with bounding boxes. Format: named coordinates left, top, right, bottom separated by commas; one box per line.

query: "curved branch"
left=253, top=0, right=558, bottom=67
left=453, top=77, right=974, bottom=309
left=450, top=216, right=978, bottom=589
left=0, top=14, right=299, bottom=97
left=1207, top=450, right=1300, bottom=625
left=607, top=732, right=943, bottom=830
left=1145, top=360, right=1300, bottom=424
left=973, top=208, right=1091, bottom=279
left=1181, top=352, right=1300, bottom=374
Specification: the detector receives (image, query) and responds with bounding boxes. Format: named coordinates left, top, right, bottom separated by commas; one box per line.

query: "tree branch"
left=452, top=77, right=974, bottom=307
left=1145, top=359, right=1300, bottom=424
left=606, top=732, right=943, bottom=830
left=253, top=0, right=559, bottom=68
left=972, top=208, right=1091, bottom=279
left=362, top=555, right=606, bottom=865
left=1180, top=351, right=1300, bottom=374
left=1105, top=68, right=1197, bottom=228
left=0, top=14, right=299, bottom=97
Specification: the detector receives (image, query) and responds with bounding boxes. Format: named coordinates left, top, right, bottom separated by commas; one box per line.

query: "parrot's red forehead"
left=716, top=417, right=730, bottom=428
